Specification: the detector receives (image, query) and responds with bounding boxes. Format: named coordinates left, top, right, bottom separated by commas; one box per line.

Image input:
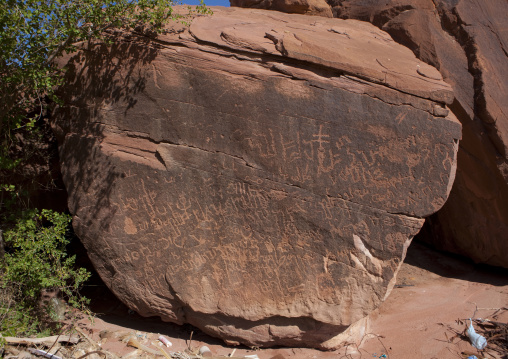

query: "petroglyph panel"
left=66, top=134, right=423, bottom=326
left=121, top=58, right=460, bottom=218
left=54, top=7, right=461, bottom=349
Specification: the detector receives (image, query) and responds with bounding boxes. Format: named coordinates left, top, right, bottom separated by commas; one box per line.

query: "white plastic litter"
left=198, top=346, right=212, bottom=357
left=466, top=319, right=487, bottom=350
left=28, top=349, right=62, bottom=359
left=158, top=335, right=173, bottom=347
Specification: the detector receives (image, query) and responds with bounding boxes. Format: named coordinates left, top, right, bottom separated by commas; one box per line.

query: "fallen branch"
left=73, top=326, right=121, bottom=359
left=77, top=350, right=107, bottom=359
left=158, top=346, right=173, bottom=359
left=127, top=337, right=162, bottom=356
left=2, top=335, right=79, bottom=346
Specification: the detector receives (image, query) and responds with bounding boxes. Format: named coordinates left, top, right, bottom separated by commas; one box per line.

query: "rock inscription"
left=54, top=7, right=460, bottom=349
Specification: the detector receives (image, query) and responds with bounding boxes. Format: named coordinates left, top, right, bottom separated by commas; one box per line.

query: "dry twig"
left=2, top=335, right=79, bottom=346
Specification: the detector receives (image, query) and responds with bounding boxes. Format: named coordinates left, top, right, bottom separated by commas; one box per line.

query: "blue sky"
left=180, top=0, right=230, bottom=6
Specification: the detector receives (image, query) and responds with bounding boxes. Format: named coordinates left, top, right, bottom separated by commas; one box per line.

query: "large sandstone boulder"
left=231, top=0, right=508, bottom=268
left=53, top=7, right=460, bottom=349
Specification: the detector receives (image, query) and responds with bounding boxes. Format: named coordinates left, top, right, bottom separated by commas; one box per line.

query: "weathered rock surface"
left=53, top=7, right=460, bottom=349
left=231, top=0, right=333, bottom=17
left=230, top=0, right=508, bottom=268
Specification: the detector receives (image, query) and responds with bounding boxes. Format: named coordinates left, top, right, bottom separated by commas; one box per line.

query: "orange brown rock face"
left=231, top=0, right=508, bottom=268
left=53, top=7, right=461, bottom=349
left=326, top=0, right=508, bottom=269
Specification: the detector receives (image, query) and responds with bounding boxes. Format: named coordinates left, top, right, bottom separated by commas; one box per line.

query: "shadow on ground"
left=404, top=240, right=508, bottom=287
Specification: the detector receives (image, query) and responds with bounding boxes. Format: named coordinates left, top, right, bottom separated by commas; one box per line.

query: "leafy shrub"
left=0, top=209, right=90, bottom=337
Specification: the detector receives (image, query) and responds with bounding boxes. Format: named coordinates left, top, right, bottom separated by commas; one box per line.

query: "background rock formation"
left=53, top=7, right=460, bottom=349
left=231, top=0, right=508, bottom=268
left=230, top=0, right=333, bottom=17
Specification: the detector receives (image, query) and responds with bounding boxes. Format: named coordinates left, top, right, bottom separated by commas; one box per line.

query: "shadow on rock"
left=51, top=33, right=160, bottom=283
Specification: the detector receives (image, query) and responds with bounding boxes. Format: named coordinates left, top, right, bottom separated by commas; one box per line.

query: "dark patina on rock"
left=53, top=7, right=461, bottom=349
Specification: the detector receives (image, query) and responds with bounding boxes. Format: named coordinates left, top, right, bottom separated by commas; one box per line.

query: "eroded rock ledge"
left=53, top=7, right=461, bottom=349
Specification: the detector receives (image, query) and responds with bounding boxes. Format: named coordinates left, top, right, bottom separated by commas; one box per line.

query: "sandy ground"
left=74, top=241, right=508, bottom=359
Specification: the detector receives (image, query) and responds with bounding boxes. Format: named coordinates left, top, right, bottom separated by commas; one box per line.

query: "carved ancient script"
left=68, top=66, right=458, bottom=326
left=93, top=146, right=424, bottom=324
